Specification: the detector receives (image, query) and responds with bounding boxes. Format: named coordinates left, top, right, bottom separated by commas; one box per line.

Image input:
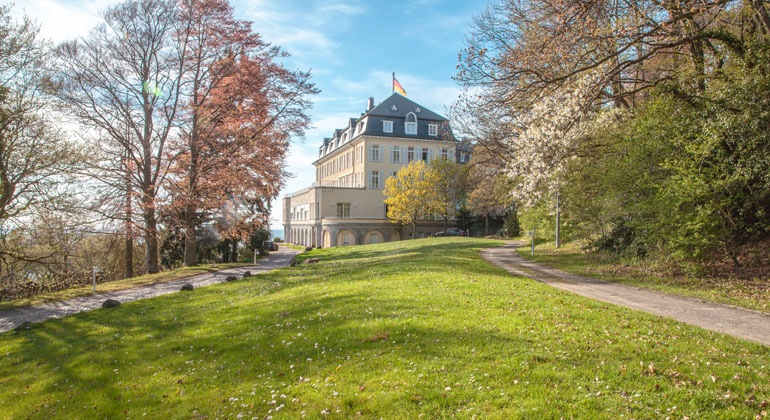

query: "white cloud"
left=319, top=4, right=364, bottom=15
left=236, top=0, right=364, bottom=60
left=13, top=0, right=119, bottom=43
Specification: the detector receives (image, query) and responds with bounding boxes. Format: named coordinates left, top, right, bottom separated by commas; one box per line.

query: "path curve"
left=482, top=241, right=770, bottom=346
left=0, top=246, right=301, bottom=333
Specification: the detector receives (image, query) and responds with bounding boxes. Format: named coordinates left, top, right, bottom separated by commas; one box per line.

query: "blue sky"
left=16, top=0, right=485, bottom=230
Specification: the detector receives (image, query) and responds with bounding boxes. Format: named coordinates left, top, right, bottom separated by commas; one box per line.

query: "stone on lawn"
left=180, top=283, right=194, bottom=291
left=304, top=246, right=313, bottom=252
left=102, top=299, right=121, bottom=308
left=14, top=321, right=32, bottom=332
left=242, top=271, right=252, bottom=278
left=225, top=275, right=237, bottom=282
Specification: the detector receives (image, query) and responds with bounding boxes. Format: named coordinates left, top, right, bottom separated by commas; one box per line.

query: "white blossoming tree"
left=502, top=73, right=623, bottom=208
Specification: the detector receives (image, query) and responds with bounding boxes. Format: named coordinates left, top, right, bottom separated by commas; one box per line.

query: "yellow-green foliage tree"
left=383, top=161, right=441, bottom=238
left=430, top=158, right=468, bottom=230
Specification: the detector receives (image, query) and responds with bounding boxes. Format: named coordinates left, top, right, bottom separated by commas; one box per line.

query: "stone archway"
left=323, top=230, right=331, bottom=248
left=364, top=230, right=384, bottom=245
left=336, top=230, right=356, bottom=246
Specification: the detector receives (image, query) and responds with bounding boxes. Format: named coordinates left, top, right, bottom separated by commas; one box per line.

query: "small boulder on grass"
left=102, top=299, right=120, bottom=308
left=180, top=283, right=194, bottom=291
left=225, top=275, right=237, bottom=282
left=242, top=271, right=252, bottom=278
left=304, top=246, right=313, bottom=252
left=13, top=321, right=32, bottom=332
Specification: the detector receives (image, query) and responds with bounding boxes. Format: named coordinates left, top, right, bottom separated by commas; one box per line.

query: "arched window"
left=405, top=112, right=417, bottom=135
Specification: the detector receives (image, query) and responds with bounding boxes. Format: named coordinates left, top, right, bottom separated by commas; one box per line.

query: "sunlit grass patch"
left=1, top=238, right=768, bottom=419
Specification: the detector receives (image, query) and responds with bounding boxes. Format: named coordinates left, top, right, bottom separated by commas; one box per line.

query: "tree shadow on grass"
left=8, top=285, right=533, bottom=419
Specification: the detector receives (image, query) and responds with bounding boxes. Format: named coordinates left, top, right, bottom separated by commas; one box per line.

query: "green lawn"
left=280, top=243, right=307, bottom=251
left=1, top=238, right=768, bottom=419
left=516, top=241, right=770, bottom=313
left=0, top=262, right=255, bottom=311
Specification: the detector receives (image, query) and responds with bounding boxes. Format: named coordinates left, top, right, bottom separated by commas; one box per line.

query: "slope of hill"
left=1, top=238, right=768, bottom=419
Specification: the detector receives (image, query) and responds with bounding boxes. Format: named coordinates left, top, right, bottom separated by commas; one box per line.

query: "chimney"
left=367, top=97, right=374, bottom=112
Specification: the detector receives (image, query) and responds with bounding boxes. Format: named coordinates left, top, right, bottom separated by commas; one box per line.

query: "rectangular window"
left=370, top=144, right=381, bottom=162
left=336, top=203, right=350, bottom=219
left=407, top=147, right=415, bottom=162
left=421, top=148, right=429, bottom=162
left=391, top=146, right=400, bottom=163
left=369, top=170, right=380, bottom=189
left=405, top=121, right=417, bottom=135
left=428, top=123, right=438, bottom=136
left=383, top=120, right=393, bottom=133
left=441, top=147, right=449, bottom=159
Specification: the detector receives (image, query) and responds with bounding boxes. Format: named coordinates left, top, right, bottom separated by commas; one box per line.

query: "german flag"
left=393, top=73, right=407, bottom=97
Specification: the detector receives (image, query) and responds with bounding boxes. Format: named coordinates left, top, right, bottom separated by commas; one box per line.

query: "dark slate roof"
left=366, top=93, right=448, bottom=121
left=316, top=94, right=458, bottom=160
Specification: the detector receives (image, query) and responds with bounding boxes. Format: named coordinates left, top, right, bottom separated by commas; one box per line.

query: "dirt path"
left=0, top=246, right=301, bottom=333
left=482, top=241, right=770, bottom=346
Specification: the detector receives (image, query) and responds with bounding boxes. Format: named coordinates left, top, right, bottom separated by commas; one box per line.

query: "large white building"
left=283, top=94, right=470, bottom=248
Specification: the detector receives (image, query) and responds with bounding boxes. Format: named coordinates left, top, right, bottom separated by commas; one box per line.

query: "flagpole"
left=392, top=72, right=395, bottom=94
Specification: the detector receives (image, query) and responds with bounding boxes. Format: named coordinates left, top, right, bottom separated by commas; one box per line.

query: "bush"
left=502, top=210, right=520, bottom=237
left=591, top=218, right=647, bottom=258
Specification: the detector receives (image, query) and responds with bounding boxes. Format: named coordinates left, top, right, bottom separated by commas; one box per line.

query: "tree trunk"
left=125, top=236, right=133, bottom=279
left=231, top=238, right=238, bottom=262
left=143, top=196, right=160, bottom=274
left=183, top=207, right=197, bottom=267
left=124, top=166, right=134, bottom=279
left=184, top=81, right=201, bottom=267
left=485, top=214, right=489, bottom=236
left=412, top=222, right=417, bottom=239
left=443, top=217, right=447, bottom=231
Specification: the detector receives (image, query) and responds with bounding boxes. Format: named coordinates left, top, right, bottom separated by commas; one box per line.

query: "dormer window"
left=383, top=120, right=393, bottom=133
left=342, top=133, right=348, bottom=143
left=405, top=112, right=417, bottom=135
left=357, top=121, right=364, bottom=135
left=428, top=123, right=438, bottom=136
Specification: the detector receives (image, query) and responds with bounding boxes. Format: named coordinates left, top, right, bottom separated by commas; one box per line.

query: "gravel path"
left=482, top=241, right=770, bottom=347
left=0, top=246, right=301, bottom=333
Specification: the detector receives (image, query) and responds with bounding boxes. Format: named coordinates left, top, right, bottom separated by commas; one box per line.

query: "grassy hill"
left=1, top=238, right=768, bottom=419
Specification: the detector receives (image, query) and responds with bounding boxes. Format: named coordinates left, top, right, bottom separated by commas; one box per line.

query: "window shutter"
left=401, top=146, right=406, bottom=163
left=367, top=170, right=372, bottom=188
left=428, top=148, right=434, bottom=162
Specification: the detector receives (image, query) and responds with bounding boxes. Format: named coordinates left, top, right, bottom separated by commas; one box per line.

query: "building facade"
left=283, top=94, right=469, bottom=248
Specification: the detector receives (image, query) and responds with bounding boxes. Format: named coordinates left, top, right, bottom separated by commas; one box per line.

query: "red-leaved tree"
left=169, top=0, right=317, bottom=266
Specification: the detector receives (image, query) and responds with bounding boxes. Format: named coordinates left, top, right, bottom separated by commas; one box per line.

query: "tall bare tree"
left=54, top=0, right=185, bottom=273
left=0, top=7, right=84, bottom=278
